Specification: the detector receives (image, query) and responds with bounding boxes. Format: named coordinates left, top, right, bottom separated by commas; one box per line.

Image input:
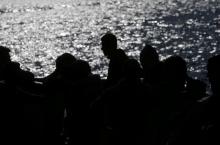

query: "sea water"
left=0, top=0, right=219, bottom=82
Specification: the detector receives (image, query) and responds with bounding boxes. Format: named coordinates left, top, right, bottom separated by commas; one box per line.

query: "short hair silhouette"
left=162, top=55, right=187, bottom=91
left=74, top=59, right=91, bottom=78
left=101, top=32, right=117, bottom=58
left=140, top=44, right=160, bottom=84
left=140, top=44, right=159, bottom=71
left=55, top=53, right=76, bottom=72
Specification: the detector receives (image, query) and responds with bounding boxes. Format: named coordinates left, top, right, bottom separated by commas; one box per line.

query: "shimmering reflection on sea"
left=0, top=0, right=219, bottom=81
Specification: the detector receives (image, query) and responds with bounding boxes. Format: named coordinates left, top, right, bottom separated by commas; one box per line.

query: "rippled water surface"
left=0, top=0, right=219, bottom=81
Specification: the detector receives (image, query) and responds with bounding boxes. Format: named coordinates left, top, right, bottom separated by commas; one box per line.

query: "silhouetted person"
left=0, top=47, right=38, bottom=144
left=63, top=59, right=101, bottom=145
left=146, top=55, right=190, bottom=145
left=200, top=54, right=220, bottom=145
left=4, top=61, right=35, bottom=87
left=0, top=47, right=24, bottom=144
left=101, top=32, right=128, bottom=87
left=42, top=53, right=77, bottom=145
left=39, top=53, right=77, bottom=83
left=140, top=44, right=160, bottom=85
left=162, top=55, right=187, bottom=92
left=0, top=46, right=15, bottom=144
left=165, top=56, right=217, bottom=145
left=2, top=60, right=45, bottom=145
left=0, top=49, right=34, bottom=86
left=96, top=58, right=147, bottom=145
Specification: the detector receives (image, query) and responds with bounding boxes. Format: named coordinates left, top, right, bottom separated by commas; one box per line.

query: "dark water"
left=0, top=0, right=219, bottom=81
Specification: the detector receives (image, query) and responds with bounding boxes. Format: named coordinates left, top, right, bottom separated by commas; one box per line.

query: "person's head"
left=0, top=46, right=11, bottom=79
left=73, top=59, right=91, bottom=79
left=140, top=44, right=159, bottom=73
left=162, top=55, right=187, bottom=91
left=207, top=55, right=220, bottom=95
left=101, top=32, right=117, bottom=58
left=55, top=53, right=76, bottom=73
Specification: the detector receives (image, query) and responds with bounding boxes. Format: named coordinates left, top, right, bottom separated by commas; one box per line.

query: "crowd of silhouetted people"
left=0, top=32, right=219, bottom=145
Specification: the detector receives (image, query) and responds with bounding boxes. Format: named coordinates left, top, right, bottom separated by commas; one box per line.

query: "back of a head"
left=140, top=44, right=159, bottom=71
left=162, top=55, right=187, bottom=90
left=207, top=55, right=220, bottom=95
left=74, top=60, right=91, bottom=79
left=55, top=53, right=76, bottom=72
left=101, top=32, right=117, bottom=57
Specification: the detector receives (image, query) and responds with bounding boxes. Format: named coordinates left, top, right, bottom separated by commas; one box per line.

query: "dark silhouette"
left=139, top=44, right=160, bottom=85
left=4, top=62, right=44, bottom=145
left=200, top=55, right=220, bottom=145
left=4, top=61, right=35, bottom=86
left=207, top=55, right=220, bottom=96
left=146, top=55, right=191, bottom=145
left=42, top=53, right=77, bottom=145
left=163, top=55, right=218, bottom=145
left=37, top=53, right=77, bottom=83
left=101, top=32, right=128, bottom=87
left=63, top=59, right=102, bottom=145
left=0, top=30, right=215, bottom=145
left=0, top=46, right=11, bottom=80
left=162, top=55, right=187, bottom=92
left=0, top=46, right=15, bottom=144
left=95, top=58, right=147, bottom=145
left=0, top=46, right=42, bottom=144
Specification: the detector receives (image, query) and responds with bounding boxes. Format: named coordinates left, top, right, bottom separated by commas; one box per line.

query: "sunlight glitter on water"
left=0, top=0, right=220, bottom=81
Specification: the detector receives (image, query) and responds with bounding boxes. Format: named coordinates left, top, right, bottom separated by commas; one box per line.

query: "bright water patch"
left=0, top=0, right=219, bottom=81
